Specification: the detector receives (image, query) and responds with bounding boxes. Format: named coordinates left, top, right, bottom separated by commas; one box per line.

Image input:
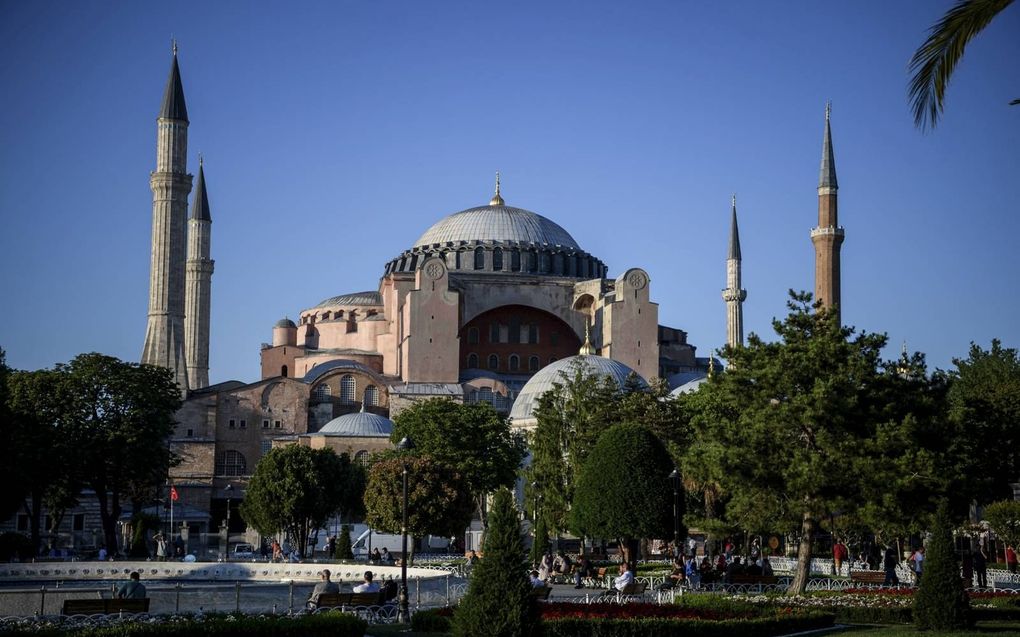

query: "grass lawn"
left=835, top=622, right=1020, bottom=636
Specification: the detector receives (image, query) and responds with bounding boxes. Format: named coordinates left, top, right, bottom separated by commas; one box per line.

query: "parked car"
left=231, top=543, right=256, bottom=559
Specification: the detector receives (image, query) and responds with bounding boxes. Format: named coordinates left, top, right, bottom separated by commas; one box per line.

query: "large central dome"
left=414, top=204, right=580, bottom=249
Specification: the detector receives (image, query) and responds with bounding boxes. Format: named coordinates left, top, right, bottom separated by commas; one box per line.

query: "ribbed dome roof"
left=318, top=411, right=394, bottom=437
left=314, top=291, right=383, bottom=309
left=414, top=204, right=580, bottom=249
left=274, top=318, right=297, bottom=328
left=509, top=355, right=646, bottom=422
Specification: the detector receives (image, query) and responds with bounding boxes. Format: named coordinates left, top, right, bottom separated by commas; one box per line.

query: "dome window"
left=529, top=356, right=540, bottom=372
left=493, top=248, right=503, bottom=271
left=474, top=247, right=485, bottom=270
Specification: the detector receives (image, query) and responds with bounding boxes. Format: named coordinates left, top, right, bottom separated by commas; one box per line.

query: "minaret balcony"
left=810, top=226, right=845, bottom=238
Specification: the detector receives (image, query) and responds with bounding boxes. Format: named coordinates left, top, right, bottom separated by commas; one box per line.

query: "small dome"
left=414, top=205, right=580, bottom=249
left=509, top=355, right=646, bottom=422
left=318, top=412, right=394, bottom=437
left=274, top=318, right=297, bottom=329
left=669, top=375, right=708, bottom=397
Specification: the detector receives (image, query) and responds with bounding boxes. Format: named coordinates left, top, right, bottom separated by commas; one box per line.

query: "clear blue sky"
left=1, top=0, right=1018, bottom=383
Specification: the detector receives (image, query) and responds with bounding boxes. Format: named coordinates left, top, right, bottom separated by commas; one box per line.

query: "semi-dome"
left=317, top=411, right=394, bottom=437
left=414, top=204, right=580, bottom=250
left=509, top=355, right=647, bottom=422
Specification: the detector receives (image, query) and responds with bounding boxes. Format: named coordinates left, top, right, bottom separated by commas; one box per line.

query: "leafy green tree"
left=5, top=369, right=74, bottom=554
left=57, top=354, right=181, bottom=554
left=684, top=292, right=895, bottom=594
left=571, top=423, right=676, bottom=570
left=363, top=453, right=473, bottom=563
left=914, top=502, right=972, bottom=630
left=241, top=445, right=361, bottom=557
left=908, top=0, right=1017, bottom=131
left=983, top=500, right=1020, bottom=555
left=945, top=340, right=1020, bottom=503
left=452, top=488, right=537, bottom=637
left=528, top=361, right=647, bottom=535
left=391, top=399, right=526, bottom=532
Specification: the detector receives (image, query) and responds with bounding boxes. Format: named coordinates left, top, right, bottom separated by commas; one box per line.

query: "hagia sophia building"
left=139, top=47, right=842, bottom=542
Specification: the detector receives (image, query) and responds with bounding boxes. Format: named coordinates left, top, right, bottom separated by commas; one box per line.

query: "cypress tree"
left=334, top=525, right=354, bottom=560
left=528, top=516, right=550, bottom=567
left=452, top=489, right=537, bottom=637
left=913, top=502, right=972, bottom=630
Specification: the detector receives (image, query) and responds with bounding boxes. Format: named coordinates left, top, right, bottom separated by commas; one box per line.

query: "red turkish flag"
left=170, top=486, right=179, bottom=502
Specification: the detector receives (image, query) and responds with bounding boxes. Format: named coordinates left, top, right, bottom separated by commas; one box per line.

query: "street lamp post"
left=669, top=469, right=680, bottom=556
left=224, top=484, right=233, bottom=561
left=396, top=436, right=414, bottom=624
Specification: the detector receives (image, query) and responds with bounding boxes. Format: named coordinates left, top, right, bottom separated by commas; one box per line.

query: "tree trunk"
left=620, top=537, right=639, bottom=572
left=789, top=511, right=815, bottom=595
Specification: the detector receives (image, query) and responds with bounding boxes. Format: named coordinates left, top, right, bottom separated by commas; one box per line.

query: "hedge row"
left=0, top=613, right=367, bottom=637
left=540, top=612, right=835, bottom=637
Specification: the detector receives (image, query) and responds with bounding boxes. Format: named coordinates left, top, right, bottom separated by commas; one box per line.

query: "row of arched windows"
left=387, top=246, right=605, bottom=278
left=312, top=376, right=379, bottom=406
left=465, top=353, right=552, bottom=373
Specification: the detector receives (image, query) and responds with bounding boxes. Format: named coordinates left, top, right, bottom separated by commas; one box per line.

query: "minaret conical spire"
left=159, top=42, right=189, bottom=122
left=728, top=194, right=742, bottom=260
left=819, top=101, right=837, bottom=190
left=191, top=158, right=211, bottom=221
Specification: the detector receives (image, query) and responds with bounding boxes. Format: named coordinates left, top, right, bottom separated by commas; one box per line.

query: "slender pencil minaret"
left=722, top=195, right=747, bottom=348
left=185, top=157, right=214, bottom=389
left=142, top=43, right=192, bottom=394
left=811, top=102, right=844, bottom=321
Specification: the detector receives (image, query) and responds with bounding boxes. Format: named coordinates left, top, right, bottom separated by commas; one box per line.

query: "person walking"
left=832, top=539, right=848, bottom=576
left=973, top=545, right=988, bottom=588
left=882, top=546, right=899, bottom=586
left=1006, top=545, right=1017, bottom=575
left=911, top=547, right=925, bottom=585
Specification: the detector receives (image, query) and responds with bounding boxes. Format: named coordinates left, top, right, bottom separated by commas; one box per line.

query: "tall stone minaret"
left=142, top=43, right=192, bottom=393
left=811, top=102, right=844, bottom=320
left=722, top=195, right=747, bottom=348
left=185, top=157, right=214, bottom=389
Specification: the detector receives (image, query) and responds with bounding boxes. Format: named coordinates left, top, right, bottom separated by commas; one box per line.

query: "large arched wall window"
left=340, top=374, right=356, bottom=404
left=458, top=305, right=582, bottom=377
left=216, top=450, right=247, bottom=477
left=313, top=384, right=331, bottom=401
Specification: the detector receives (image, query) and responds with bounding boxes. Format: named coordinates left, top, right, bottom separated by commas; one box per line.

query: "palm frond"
left=908, top=0, right=1014, bottom=131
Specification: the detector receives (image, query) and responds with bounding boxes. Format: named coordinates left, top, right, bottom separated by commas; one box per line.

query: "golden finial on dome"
left=489, top=171, right=504, bottom=206
left=579, top=319, right=595, bottom=356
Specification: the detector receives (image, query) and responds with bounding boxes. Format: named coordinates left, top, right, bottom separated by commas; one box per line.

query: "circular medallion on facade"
left=425, top=261, right=445, bottom=279
left=627, top=270, right=647, bottom=289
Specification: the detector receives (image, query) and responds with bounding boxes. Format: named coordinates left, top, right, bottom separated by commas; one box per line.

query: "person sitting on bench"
left=307, top=569, right=340, bottom=609
left=117, top=572, right=146, bottom=599
left=529, top=569, right=546, bottom=588
left=353, top=570, right=380, bottom=593
left=612, top=563, right=634, bottom=592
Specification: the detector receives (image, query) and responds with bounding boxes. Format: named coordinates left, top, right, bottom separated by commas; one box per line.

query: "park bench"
left=599, top=581, right=648, bottom=600
left=62, top=598, right=150, bottom=616
left=850, top=570, right=889, bottom=586
left=314, top=591, right=390, bottom=609
left=529, top=586, right=552, bottom=600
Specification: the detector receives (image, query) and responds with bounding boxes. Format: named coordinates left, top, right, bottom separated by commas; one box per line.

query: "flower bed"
left=412, top=599, right=833, bottom=636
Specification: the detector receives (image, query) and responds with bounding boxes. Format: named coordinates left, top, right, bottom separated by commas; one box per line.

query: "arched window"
left=467, top=327, right=479, bottom=344
left=281, top=365, right=288, bottom=378
left=527, top=250, right=538, bottom=273
left=509, top=355, right=520, bottom=372
left=363, top=385, right=378, bottom=407
left=511, top=249, right=521, bottom=272
left=479, top=387, right=494, bottom=404
left=467, top=353, right=479, bottom=369
left=530, top=324, right=539, bottom=343
left=216, top=450, right=247, bottom=477
left=313, top=384, right=331, bottom=401
left=493, top=247, right=503, bottom=271
left=552, top=252, right=564, bottom=275
left=488, top=354, right=499, bottom=371
left=474, top=247, right=485, bottom=270
left=539, top=252, right=551, bottom=273
left=354, top=450, right=371, bottom=467
left=340, top=374, right=356, bottom=404
left=529, top=356, right=540, bottom=372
